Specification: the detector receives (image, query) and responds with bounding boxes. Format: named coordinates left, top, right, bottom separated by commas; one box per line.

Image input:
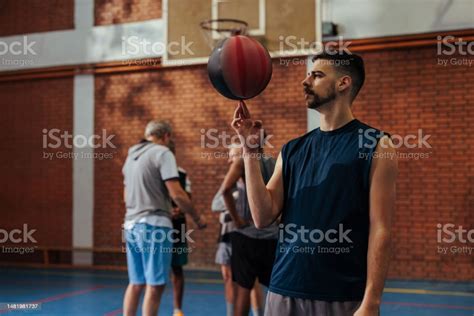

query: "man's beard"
left=306, top=88, right=336, bottom=109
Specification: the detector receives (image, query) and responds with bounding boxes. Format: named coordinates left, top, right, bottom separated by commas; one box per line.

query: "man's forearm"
left=173, top=194, right=200, bottom=222
left=222, top=190, right=241, bottom=223
left=362, top=228, right=392, bottom=307
left=242, top=151, right=274, bottom=227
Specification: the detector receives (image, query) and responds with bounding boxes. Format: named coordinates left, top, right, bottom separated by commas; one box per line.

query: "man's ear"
left=338, top=75, right=352, bottom=93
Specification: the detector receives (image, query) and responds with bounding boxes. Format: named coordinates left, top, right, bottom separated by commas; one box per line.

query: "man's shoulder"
left=128, top=143, right=144, bottom=153
left=356, top=120, right=391, bottom=138
left=283, top=129, right=317, bottom=153
left=127, top=142, right=172, bottom=160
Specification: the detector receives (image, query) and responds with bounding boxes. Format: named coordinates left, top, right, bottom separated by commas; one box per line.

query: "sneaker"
left=173, top=309, right=184, bottom=316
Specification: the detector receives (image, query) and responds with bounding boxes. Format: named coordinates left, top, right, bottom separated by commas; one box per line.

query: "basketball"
left=207, top=35, right=273, bottom=100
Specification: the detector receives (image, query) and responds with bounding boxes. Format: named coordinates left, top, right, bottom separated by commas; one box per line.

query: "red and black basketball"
left=207, top=35, right=273, bottom=100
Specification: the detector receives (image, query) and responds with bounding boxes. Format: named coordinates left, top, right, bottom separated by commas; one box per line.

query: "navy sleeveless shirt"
left=269, top=119, right=387, bottom=301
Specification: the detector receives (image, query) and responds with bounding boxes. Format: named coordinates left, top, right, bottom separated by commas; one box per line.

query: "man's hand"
left=171, top=207, right=181, bottom=218
left=231, top=100, right=263, bottom=152
left=194, top=216, right=207, bottom=230
left=234, top=216, right=248, bottom=229
left=166, top=180, right=206, bottom=229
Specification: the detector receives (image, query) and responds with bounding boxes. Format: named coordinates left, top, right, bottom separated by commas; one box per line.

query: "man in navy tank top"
left=231, top=50, right=398, bottom=316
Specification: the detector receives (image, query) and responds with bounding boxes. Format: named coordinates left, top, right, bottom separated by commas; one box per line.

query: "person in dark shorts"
left=169, top=141, right=192, bottom=316
left=231, top=51, right=397, bottom=316
left=220, top=142, right=277, bottom=316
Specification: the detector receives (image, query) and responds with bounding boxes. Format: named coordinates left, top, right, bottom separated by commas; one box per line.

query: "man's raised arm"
left=231, top=101, right=284, bottom=228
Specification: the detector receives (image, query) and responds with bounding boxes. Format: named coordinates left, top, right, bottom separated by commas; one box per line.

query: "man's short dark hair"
left=312, top=50, right=365, bottom=100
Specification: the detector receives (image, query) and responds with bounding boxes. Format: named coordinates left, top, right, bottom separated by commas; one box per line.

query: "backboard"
left=163, top=0, right=321, bottom=66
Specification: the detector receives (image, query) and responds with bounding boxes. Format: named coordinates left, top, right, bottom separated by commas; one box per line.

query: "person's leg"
left=142, top=284, right=165, bottom=316
left=123, top=284, right=144, bottom=316
left=221, top=264, right=235, bottom=316
left=250, top=281, right=263, bottom=316
left=123, top=225, right=146, bottom=316
left=172, top=265, right=185, bottom=312
left=234, top=284, right=251, bottom=316
left=142, top=225, right=173, bottom=316
left=171, top=215, right=188, bottom=315
left=230, top=233, right=257, bottom=316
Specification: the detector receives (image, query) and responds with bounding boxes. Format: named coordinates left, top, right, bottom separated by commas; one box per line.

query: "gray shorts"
left=215, top=242, right=232, bottom=265
left=264, top=291, right=362, bottom=316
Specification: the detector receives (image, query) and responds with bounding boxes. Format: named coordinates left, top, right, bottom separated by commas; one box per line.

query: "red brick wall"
left=95, top=0, right=162, bottom=26
left=0, top=78, right=73, bottom=262
left=355, top=47, right=474, bottom=280
left=0, top=0, right=74, bottom=36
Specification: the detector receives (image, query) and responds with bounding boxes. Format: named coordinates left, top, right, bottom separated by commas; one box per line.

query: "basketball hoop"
left=200, top=18, right=248, bottom=49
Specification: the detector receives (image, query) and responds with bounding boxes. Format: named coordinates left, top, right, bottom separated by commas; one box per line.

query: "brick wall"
left=0, top=78, right=73, bottom=263
left=0, top=0, right=74, bottom=37
left=95, top=0, right=162, bottom=26
left=355, top=48, right=474, bottom=280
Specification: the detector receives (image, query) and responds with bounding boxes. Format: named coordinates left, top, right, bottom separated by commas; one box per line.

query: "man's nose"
left=302, top=76, right=311, bottom=87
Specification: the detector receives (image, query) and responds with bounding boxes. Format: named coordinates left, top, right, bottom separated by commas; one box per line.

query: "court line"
left=104, top=308, right=122, bottom=316
left=384, top=287, right=474, bottom=298
left=383, top=301, right=474, bottom=311
left=3, top=269, right=473, bottom=297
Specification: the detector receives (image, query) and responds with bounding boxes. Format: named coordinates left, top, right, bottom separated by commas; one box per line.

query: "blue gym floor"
left=0, top=267, right=472, bottom=315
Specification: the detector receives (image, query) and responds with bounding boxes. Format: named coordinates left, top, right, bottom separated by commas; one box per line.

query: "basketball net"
left=200, top=19, right=249, bottom=50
